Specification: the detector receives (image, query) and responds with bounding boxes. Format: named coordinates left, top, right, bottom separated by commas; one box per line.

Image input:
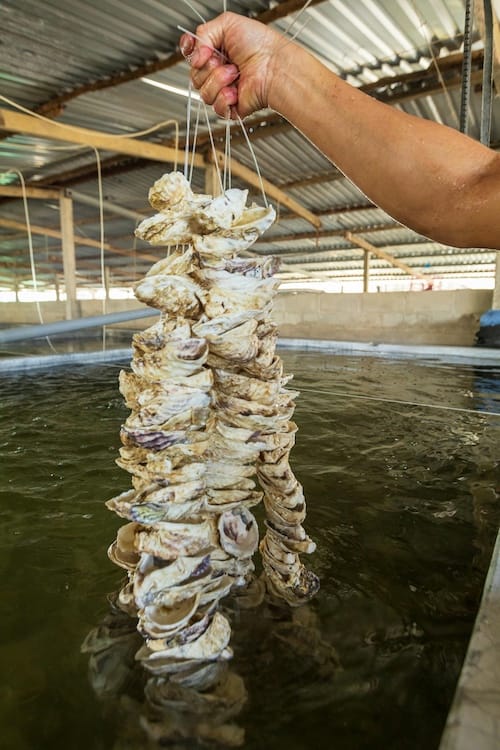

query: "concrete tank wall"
left=0, top=289, right=493, bottom=346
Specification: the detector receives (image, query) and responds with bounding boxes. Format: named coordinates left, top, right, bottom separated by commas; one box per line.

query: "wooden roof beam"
left=345, top=231, right=428, bottom=280
left=0, top=186, right=62, bottom=200
left=0, top=108, right=199, bottom=166
left=0, top=217, right=158, bottom=263
left=255, top=222, right=396, bottom=244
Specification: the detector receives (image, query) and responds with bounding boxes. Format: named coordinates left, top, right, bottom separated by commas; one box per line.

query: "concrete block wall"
left=273, top=289, right=493, bottom=346
left=0, top=289, right=493, bottom=347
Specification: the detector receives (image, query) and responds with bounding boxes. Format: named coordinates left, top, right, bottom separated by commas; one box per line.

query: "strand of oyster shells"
left=106, top=171, right=318, bottom=687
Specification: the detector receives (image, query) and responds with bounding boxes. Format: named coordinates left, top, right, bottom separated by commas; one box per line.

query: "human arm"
left=181, top=12, right=500, bottom=250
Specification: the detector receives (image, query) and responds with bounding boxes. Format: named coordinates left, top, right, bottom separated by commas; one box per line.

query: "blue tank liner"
left=479, top=309, right=500, bottom=327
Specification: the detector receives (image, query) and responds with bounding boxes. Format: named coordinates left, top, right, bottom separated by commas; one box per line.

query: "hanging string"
left=179, top=0, right=207, bottom=24
left=3, top=168, right=57, bottom=353
left=90, top=147, right=106, bottom=352
left=224, top=117, right=232, bottom=190
left=189, top=99, right=202, bottom=185
left=184, top=80, right=193, bottom=179
left=298, top=385, right=500, bottom=418
left=236, top=114, right=268, bottom=207
left=204, top=103, right=224, bottom=194
left=283, top=0, right=312, bottom=37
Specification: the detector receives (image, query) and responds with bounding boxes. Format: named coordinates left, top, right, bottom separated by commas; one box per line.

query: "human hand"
left=179, top=12, right=283, bottom=119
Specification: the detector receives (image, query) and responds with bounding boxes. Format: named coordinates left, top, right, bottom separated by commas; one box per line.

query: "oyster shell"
left=139, top=594, right=202, bottom=639
left=134, top=274, right=205, bottom=316
left=135, top=518, right=217, bottom=560
left=106, top=170, right=318, bottom=687
left=148, top=171, right=202, bottom=211
left=218, top=508, right=259, bottom=559
left=107, top=522, right=141, bottom=571
left=134, top=553, right=212, bottom=608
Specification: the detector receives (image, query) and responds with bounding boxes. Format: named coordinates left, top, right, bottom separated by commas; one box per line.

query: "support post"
left=59, top=194, right=78, bottom=320
left=493, top=252, right=500, bottom=309
left=363, top=249, right=370, bottom=293
left=54, top=274, right=60, bottom=302
left=104, top=266, right=111, bottom=301
left=205, top=163, right=221, bottom=197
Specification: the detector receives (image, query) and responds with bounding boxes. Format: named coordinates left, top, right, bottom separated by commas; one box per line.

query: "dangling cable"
left=225, top=117, right=232, bottom=190
left=204, top=103, right=224, bottom=194
left=179, top=0, right=207, bottom=24
left=189, top=99, right=202, bottom=185
left=236, top=114, right=268, bottom=207
left=4, top=168, right=57, bottom=352
left=90, top=147, right=106, bottom=351
left=184, top=80, right=193, bottom=179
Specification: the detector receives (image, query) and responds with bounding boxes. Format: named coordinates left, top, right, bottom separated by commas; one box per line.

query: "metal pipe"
left=480, top=0, right=494, bottom=146
left=460, top=0, right=475, bottom=135
left=0, top=308, right=159, bottom=344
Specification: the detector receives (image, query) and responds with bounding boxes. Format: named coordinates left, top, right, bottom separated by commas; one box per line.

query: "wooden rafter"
left=345, top=232, right=428, bottom=280
left=0, top=186, right=61, bottom=200
left=255, top=222, right=396, bottom=245
left=0, top=217, right=158, bottom=263
left=0, top=108, right=199, bottom=166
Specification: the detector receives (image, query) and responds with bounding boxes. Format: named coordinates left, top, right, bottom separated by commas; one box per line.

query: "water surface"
left=1, top=351, right=499, bottom=750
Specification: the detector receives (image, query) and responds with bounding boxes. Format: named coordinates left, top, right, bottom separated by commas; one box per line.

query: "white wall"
left=1, top=289, right=493, bottom=346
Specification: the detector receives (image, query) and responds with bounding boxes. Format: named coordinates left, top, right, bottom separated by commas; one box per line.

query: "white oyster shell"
left=107, top=521, right=141, bottom=570
left=218, top=508, right=259, bottom=559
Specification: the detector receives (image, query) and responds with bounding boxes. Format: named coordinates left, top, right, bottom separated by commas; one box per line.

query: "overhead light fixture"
left=141, top=77, right=201, bottom=100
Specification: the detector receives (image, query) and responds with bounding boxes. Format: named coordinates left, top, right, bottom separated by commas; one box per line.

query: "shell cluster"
left=107, top=171, right=319, bottom=686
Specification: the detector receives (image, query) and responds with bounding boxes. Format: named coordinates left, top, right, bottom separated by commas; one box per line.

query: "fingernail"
left=180, top=35, right=195, bottom=58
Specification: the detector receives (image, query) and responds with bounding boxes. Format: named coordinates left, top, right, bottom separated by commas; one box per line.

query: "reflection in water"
left=1, top=353, right=499, bottom=749
left=82, top=581, right=339, bottom=749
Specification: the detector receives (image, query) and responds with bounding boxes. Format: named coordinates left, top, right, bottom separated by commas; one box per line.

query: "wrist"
left=267, top=42, right=309, bottom=116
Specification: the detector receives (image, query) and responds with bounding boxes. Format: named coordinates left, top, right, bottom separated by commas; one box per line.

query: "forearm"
left=270, top=44, right=500, bottom=249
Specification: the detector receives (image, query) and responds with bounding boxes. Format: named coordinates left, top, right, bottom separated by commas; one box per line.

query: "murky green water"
left=1, top=351, right=499, bottom=750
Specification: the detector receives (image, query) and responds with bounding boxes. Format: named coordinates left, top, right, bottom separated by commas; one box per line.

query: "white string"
left=179, top=0, right=207, bottom=24
left=284, top=0, right=313, bottom=36
left=4, top=168, right=57, bottom=353
left=184, top=80, right=193, bottom=179
left=224, top=118, right=232, bottom=190
left=298, top=386, right=500, bottom=418
left=203, top=103, right=223, bottom=193
left=236, top=114, right=268, bottom=207
left=189, top=99, right=202, bottom=184
left=90, top=147, right=106, bottom=351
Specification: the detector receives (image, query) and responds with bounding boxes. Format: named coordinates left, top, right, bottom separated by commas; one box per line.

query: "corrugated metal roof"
left=0, top=0, right=498, bottom=291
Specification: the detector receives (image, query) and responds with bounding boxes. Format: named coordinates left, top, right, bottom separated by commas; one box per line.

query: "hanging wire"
left=189, top=99, right=202, bottom=185
left=298, top=386, right=500, bottom=418
left=236, top=114, right=268, bottom=207
left=203, top=103, right=224, bottom=194
left=90, top=147, right=107, bottom=352
left=179, top=0, right=207, bottom=24
left=3, top=168, right=57, bottom=352
left=184, top=80, right=193, bottom=179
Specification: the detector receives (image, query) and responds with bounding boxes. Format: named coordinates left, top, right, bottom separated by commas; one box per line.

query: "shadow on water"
left=0, top=352, right=499, bottom=749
